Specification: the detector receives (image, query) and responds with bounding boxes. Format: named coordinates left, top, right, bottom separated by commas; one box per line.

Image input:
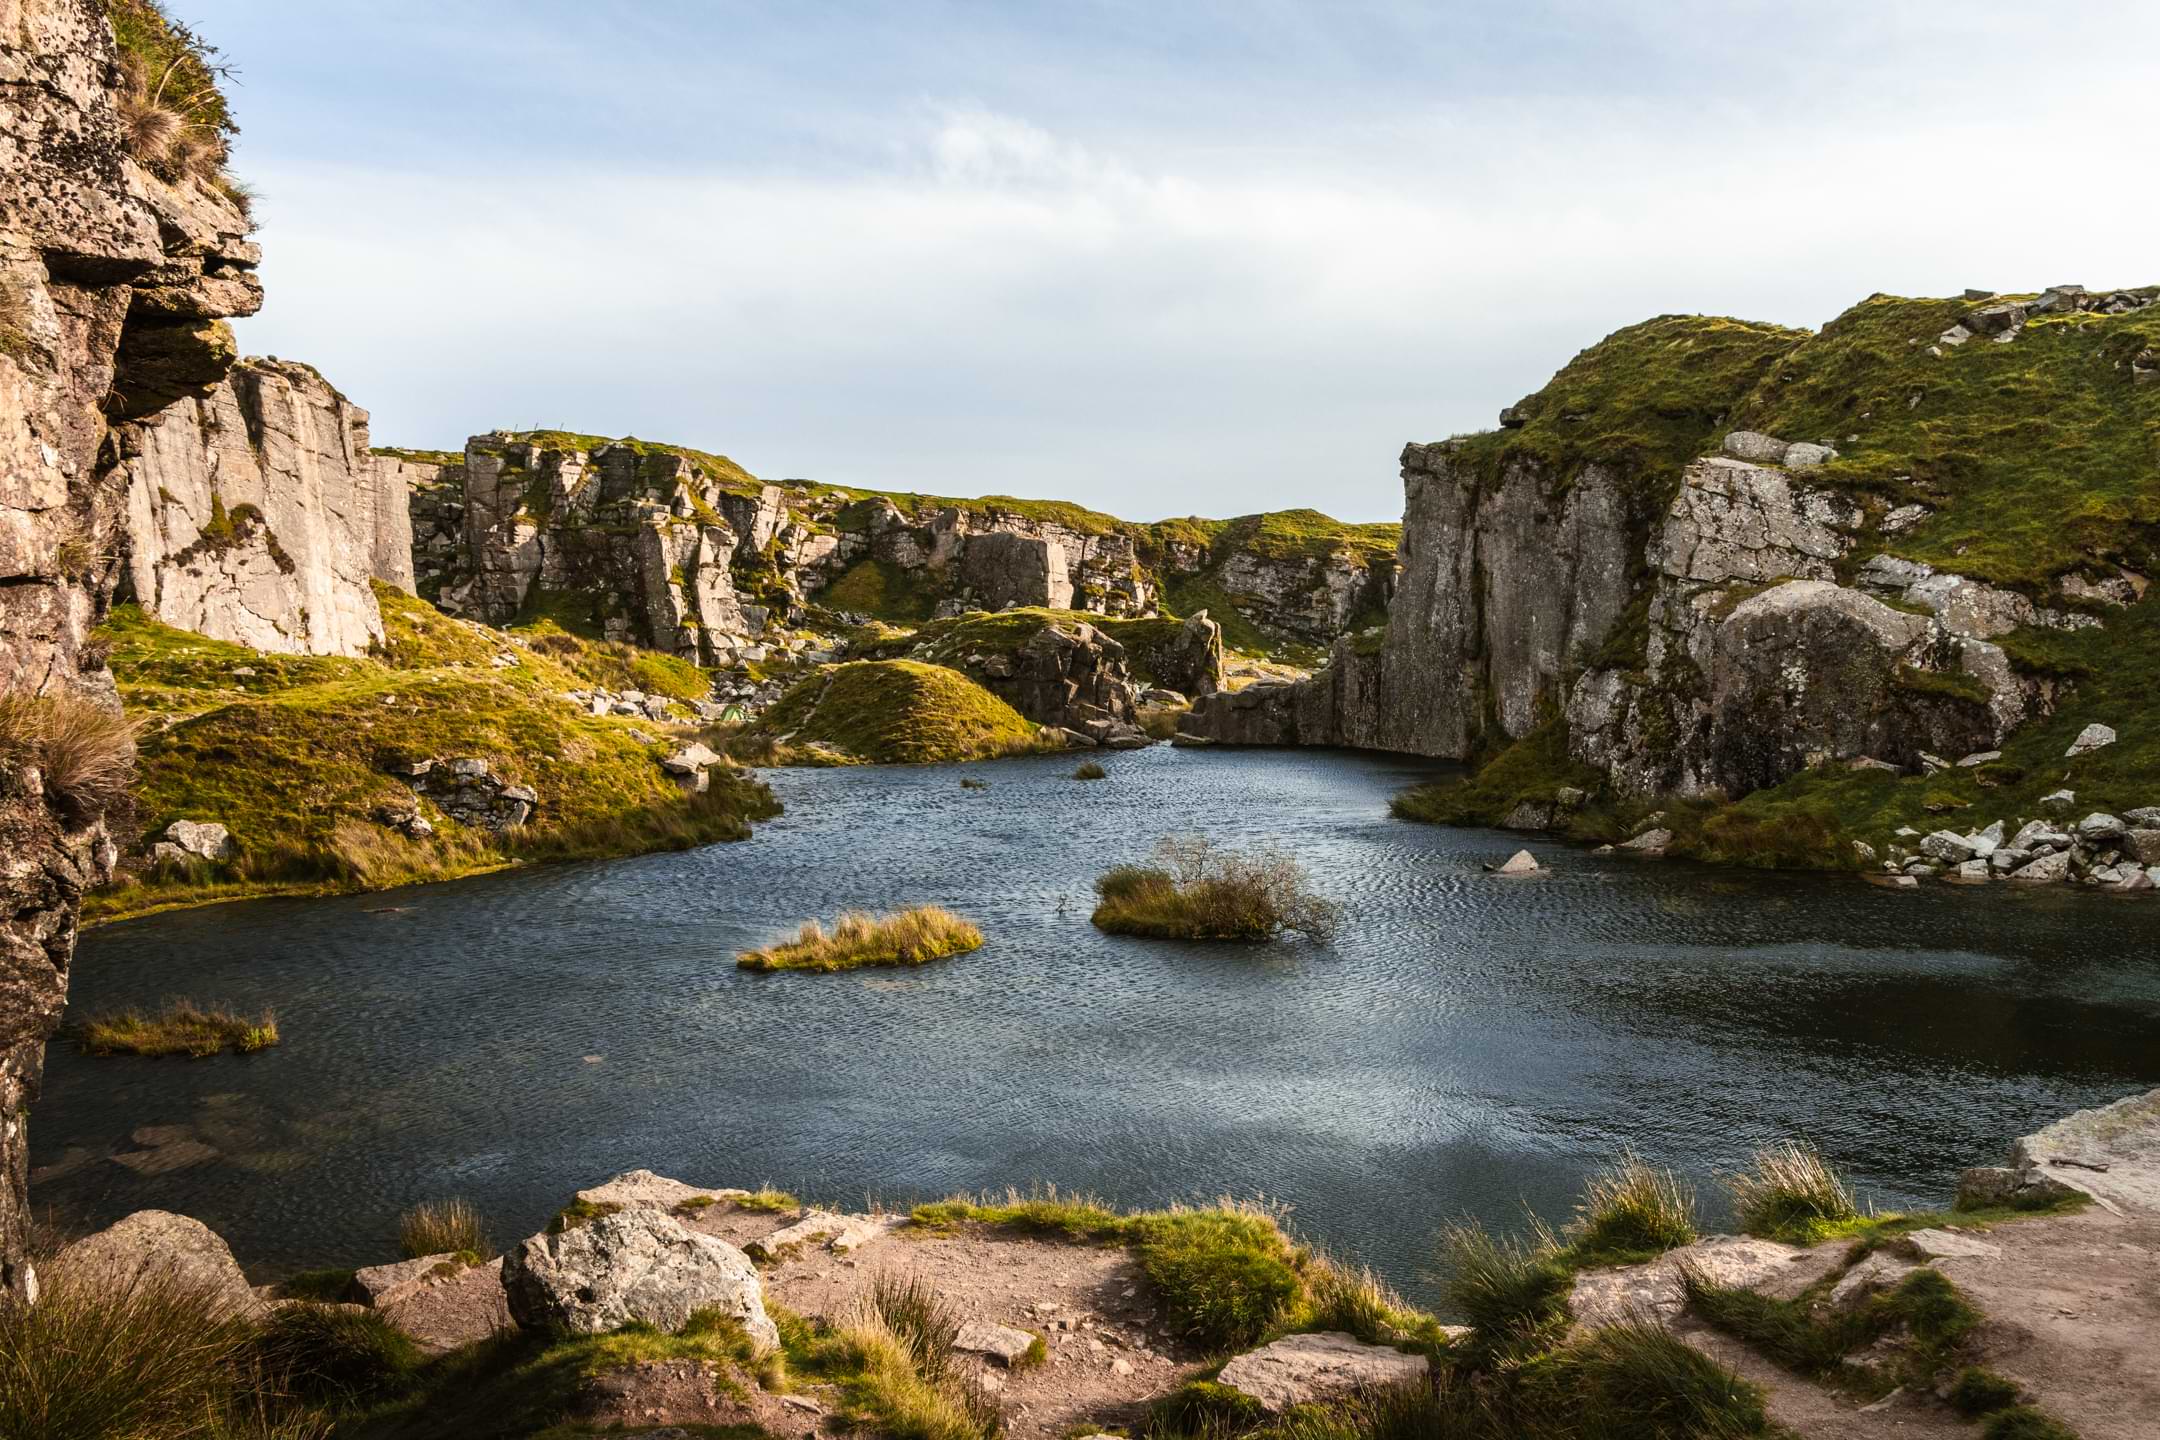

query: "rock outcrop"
left=1, top=0, right=257, bottom=1300
left=502, top=1208, right=778, bottom=1348
left=48, top=1208, right=263, bottom=1319
left=115, top=357, right=415, bottom=654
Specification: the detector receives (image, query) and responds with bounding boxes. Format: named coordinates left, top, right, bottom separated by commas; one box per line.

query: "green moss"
left=88, top=588, right=779, bottom=922
left=820, top=559, right=940, bottom=623
left=741, top=660, right=1045, bottom=766
left=547, top=1199, right=620, bottom=1234
left=1391, top=718, right=1604, bottom=831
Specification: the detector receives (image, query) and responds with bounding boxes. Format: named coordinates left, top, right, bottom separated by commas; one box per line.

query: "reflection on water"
left=36, top=746, right=2160, bottom=1303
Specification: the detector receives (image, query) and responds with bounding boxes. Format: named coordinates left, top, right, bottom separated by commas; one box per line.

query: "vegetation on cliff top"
left=736, top=659, right=1047, bottom=766
left=106, top=0, right=241, bottom=189
left=89, top=588, right=778, bottom=922
left=737, top=906, right=984, bottom=972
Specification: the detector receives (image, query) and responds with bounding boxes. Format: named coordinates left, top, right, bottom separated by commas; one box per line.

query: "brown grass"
left=737, top=906, right=984, bottom=972
left=74, top=1000, right=277, bottom=1058
left=0, top=690, right=138, bottom=821
left=397, top=1200, right=488, bottom=1261
left=1090, top=835, right=1340, bottom=942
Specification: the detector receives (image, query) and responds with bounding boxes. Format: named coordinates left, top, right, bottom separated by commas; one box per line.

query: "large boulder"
left=49, top=1210, right=262, bottom=1318
left=502, top=1208, right=778, bottom=1347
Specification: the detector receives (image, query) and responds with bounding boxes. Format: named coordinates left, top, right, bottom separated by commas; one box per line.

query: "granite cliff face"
left=0, top=0, right=257, bottom=1299
left=1186, top=295, right=2156, bottom=843
left=115, top=357, right=415, bottom=654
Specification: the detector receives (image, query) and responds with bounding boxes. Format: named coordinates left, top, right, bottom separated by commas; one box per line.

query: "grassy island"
left=737, top=906, right=984, bottom=972
left=1090, top=836, right=1340, bottom=942
left=736, top=660, right=1048, bottom=766
left=74, top=1001, right=279, bottom=1058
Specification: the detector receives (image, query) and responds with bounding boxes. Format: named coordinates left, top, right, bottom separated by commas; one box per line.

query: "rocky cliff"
left=114, top=356, right=415, bottom=654
left=401, top=430, right=1394, bottom=664
left=1186, top=291, right=2160, bottom=876
left=0, top=0, right=258, bottom=1299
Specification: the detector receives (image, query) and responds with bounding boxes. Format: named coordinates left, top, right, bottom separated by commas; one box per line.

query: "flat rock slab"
left=745, top=1209, right=901, bottom=1262
left=1570, top=1236, right=1811, bottom=1326
left=576, top=1169, right=749, bottom=1211
left=1827, top=1251, right=1915, bottom=1310
left=1216, top=1331, right=1427, bottom=1413
left=955, top=1319, right=1040, bottom=1366
left=1900, top=1228, right=2003, bottom=1261
left=383, top=1256, right=512, bottom=1353
left=2014, top=1086, right=2160, bottom=1216
left=355, top=1251, right=461, bottom=1309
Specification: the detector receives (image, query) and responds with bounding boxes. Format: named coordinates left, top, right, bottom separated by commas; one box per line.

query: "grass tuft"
left=74, top=999, right=277, bottom=1058
left=1726, top=1140, right=1861, bottom=1244
left=737, top=906, right=984, bottom=973
left=1948, top=1366, right=2024, bottom=1417
left=1073, top=761, right=1108, bottom=781
left=548, top=1199, right=620, bottom=1234
left=248, top=1302, right=420, bottom=1407
left=1439, top=1219, right=1573, bottom=1366
left=1091, top=836, right=1340, bottom=943
left=398, top=1199, right=488, bottom=1260
left=1981, top=1407, right=2081, bottom=1440
left=1567, top=1150, right=1698, bottom=1265
left=0, top=689, right=138, bottom=822
left=1129, top=1205, right=1304, bottom=1353
left=736, top=1187, right=802, bottom=1215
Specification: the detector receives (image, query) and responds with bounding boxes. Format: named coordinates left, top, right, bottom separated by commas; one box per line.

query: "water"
left=34, top=746, right=2160, bottom=1304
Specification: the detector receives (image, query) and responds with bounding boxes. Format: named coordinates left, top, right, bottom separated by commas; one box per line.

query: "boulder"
left=1919, top=830, right=1977, bottom=864
left=744, top=1210, right=901, bottom=1262
left=2125, top=831, right=2160, bottom=866
left=2077, top=813, right=2127, bottom=842
left=2125, top=807, right=2160, bottom=826
left=1827, top=1251, right=1915, bottom=1310
left=1721, top=431, right=1792, bottom=464
left=576, top=1170, right=748, bottom=1211
left=660, top=743, right=722, bottom=775
left=1899, top=1228, right=2001, bottom=1261
left=502, top=1209, right=777, bottom=1347
left=1215, top=1331, right=1428, bottom=1413
left=2066, top=723, right=2117, bottom=757
left=2010, top=821, right=2070, bottom=852
left=1493, top=849, right=1542, bottom=876
left=2009, top=850, right=2072, bottom=883
left=1620, top=828, right=1673, bottom=853
left=1500, top=800, right=1553, bottom=831
left=49, top=1210, right=261, bottom=1319
left=162, top=820, right=235, bottom=861
left=2039, top=789, right=2077, bottom=813
left=1782, top=442, right=1837, bottom=469
left=953, top=1320, right=1039, bottom=1367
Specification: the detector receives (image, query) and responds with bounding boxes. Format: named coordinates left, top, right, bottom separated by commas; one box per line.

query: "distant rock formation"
left=0, top=0, right=259, bottom=1300
left=115, top=357, right=416, bottom=655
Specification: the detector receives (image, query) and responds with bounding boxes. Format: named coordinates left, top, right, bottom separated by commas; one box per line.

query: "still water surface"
left=36, top=746, right=2160, bottom=1303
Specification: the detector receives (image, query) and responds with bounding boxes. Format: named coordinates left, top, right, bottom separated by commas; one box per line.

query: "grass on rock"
left=738, top=660, right=1047, bottom=766
left=1567, top=1150, right=1698, bottom=1265
left=74, top=1000, right=277, bottom=1058
left=1091, top=836, right=1340, bottom=942
left=1726, top=1139, right=1863, bottom=1244
left=736, top=906, right=984, bottom=973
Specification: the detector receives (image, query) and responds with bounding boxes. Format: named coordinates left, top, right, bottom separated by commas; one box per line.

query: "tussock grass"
left=107, top=0, right=239, bottom=184
left=398, top=1199, right=488, bottom=1260
left=737, top=1186, right=803, bottom=1214
left=0, top=689, right=138, bottom=822
left=760, top=1288, right=1001, bottom=1440
left=280, top=1268, right=356, bottom=1303
left=1682, top=1260, right=1981, bottom=1398
left=1568, top=1150, right=1698, bottom=1265
left=75, top=999, right=277, bottom=1057
left=1981, top=1407, right=2080, bottom=1440
left=1439, top=1219, right=1573, bottom=1366
left=1073, top=760, right=1108, bottom=780
left=249, top=1302, right=420, bottom=1407
left=737, top=906, right=984, bottom=973
left=1948, top=1366, right=2024, bottom=1417
left=1091, top=836, right=1340, bottom=943
left=1726, top=1140, right=1861, bottom=1244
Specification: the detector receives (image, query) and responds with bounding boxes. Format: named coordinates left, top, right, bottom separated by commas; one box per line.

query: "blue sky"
left=196, top=0, right=2160, bottom=521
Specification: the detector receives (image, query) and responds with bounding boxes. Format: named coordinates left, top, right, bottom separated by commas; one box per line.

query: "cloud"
left=223, top=2, right=2160, bottom=521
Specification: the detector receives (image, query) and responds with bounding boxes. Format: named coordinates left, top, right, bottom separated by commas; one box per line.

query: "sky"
left=191, top=0, right=2160, bottom=522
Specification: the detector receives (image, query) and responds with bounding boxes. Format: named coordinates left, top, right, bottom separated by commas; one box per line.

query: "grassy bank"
left=89, top=587, right=779, bottom=923
left=737, top=906, right=984, bottom=972
left=735, top=659, right=1050, bottom=765
left=1091, top=837, right=1341, bottom=942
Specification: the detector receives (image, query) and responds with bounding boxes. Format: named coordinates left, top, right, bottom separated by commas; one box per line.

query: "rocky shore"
left=36, top=1088, right=2160, bottom=1440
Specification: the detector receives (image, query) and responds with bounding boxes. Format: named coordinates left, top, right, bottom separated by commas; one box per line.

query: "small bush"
left=1726, top=1140, right=1860, bottom=1242
left=1131, top=1206, right=1303, bottom=1352
left=1073, top=761, right=1108, bottom=780
left=738, top=906, right=983, bottom=972
left=398, top=1198, right=488, bottom=1259
left=74, top=1000, right=276, bottom=1058
left=1949, top=1366, right=2023, bottom=1417
left=1439, top=1220, right=1573, bottom=1365
left=249, top=1302, right=420, bottom=1406
left=1090, top=835, right=1340, bottom=943
left=1982, top=1407, right=2079, bottom=1440
left=1569, top=1150, right=1697, bottom=1263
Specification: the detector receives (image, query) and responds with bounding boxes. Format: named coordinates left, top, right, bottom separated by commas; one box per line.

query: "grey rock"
left=954, top=1320, right=1040, bottom=1367
left=1492, top=849, right=1542, bottom=876
left=1721, top=431, right=1792, bottom=464
left=2125, top=808, right=2160, bottom=826
left=1500, top=800, right=1553, bottom=831
left=1948, top=859, right=1991, bottom=883
left=354, top=1252, right=459, bottom=1309
left=2040, top=789, right=2078, bottom=813
left=2010, top=850, right=2072, bottom=883
left=1781, top=442, right=1837, bottom=469
left=575, top=1170, right=747, bottom=1212
left=51, top=1210, right=262, bottom=1319
left=2066, top=723, right=2117, bottom=757
left=2124, top=831, right=2160, bottom=865
left=1918, top=830, right=1978, bottom=864
left=1620, top=828, right=1673, bottom=853
left=502, top=1209, right=776, bottom=1347
left=1829, top=1252, right=1915, bottom=1310
left=162, top=819, right=234, bottom=861
left=1956, top=751, right=2001, bottom=767
left=2078, top=813, right=2127, bottom=842
left=1216, top=1332, right=1428, bottom=1414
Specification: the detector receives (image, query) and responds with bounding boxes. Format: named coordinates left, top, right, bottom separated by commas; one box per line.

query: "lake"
left=35, top=745, right=2160, bottom=1305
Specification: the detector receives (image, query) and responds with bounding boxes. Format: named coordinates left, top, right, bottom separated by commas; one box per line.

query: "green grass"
left=1566, top=1151, right=1698, bottom=1266
left=87, top=590, right=778, bottom=921
left=547, top=1198, right=620, bottom=1234
left=1683, top=1263, right=1982, bottom=1400
left=73, top=1000, right=277, bottom=1057
left=1981, top=1407, right=2081, bottom=1440
left=1091, top=836, right=1341, bottom=942
left=770, top=1294, right=998, bottom=1440
left=739, top=659, right=1048, bottom=765
left=282, top=1268, right=358, bottom=1303
left=1438, top=1220, right=1574, bottom=1367
left=735, top=1187, right=802, bottom=1215
left=736, top=906, right=984, bottom=972
left=250, top=1302, right=423, bottom=1408
left=821, top=558, right=942, bottom=622
left=1948, top=1366, right=2025, bottom=1417
left=1391, top=717, right=1604, bottom=833
left=398, top=1200, right=488, bottom=1260
left=1725, top=1140, right=1863, bottom=1244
